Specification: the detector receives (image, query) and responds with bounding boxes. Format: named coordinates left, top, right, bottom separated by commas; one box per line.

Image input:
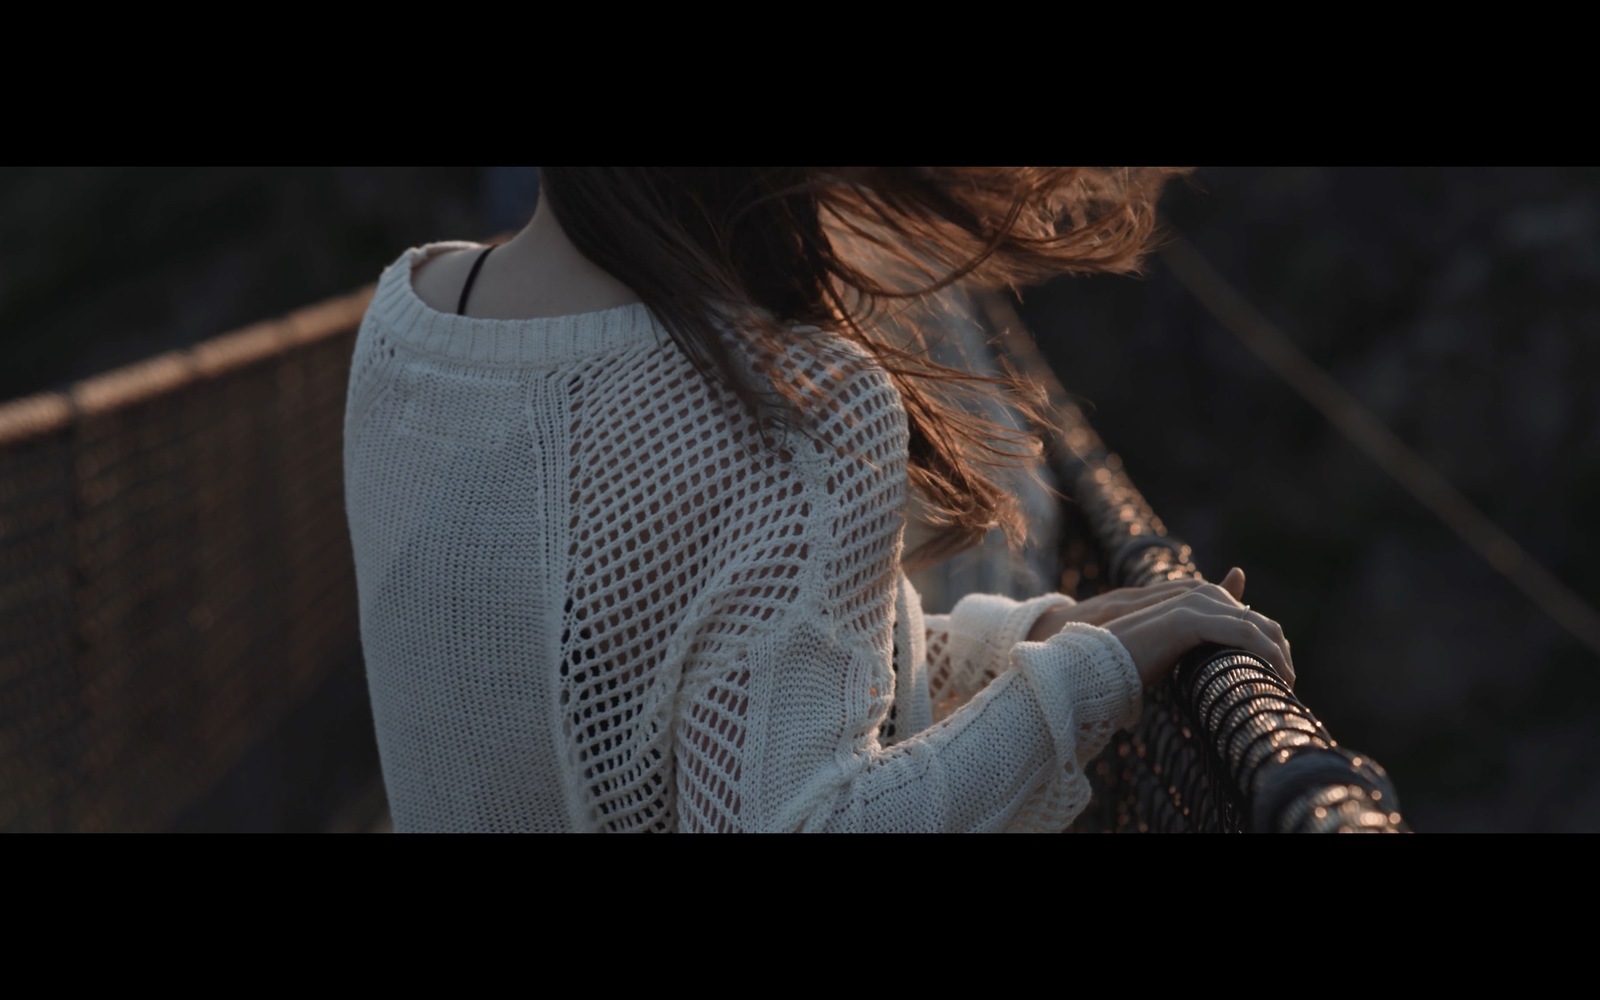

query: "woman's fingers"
left=1220, top=566, right=1246, bottom=602
left=1084, top=577, right=1247, bottom=629
left=1178, top=589, right=1293, bottom=686
left=1213, top=614, right=1294, bottom=687
left=1121, top=578, right=1225, bottom=609
left=1238, top=607, right=1293, bottom=684
left=1063, top=579, right=1206, bottom=626
left=1091, top=572, right=1292, bottom=686
left=1102, top=585, right=1295, bottom=690
left=1168, top=604, right=1292, bottom=687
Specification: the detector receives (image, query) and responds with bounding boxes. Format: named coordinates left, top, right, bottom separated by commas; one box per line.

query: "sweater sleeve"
left=672, top=600, right=1141, bottom=833
left=923, top=591, right=1079, bottom=724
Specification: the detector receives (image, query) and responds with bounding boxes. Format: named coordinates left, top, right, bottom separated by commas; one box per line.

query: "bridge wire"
left=1158, top=228, right=1600, bottom=663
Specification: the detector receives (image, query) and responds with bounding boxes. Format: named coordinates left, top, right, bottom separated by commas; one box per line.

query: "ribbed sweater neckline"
left=368, top=241, right=665, bottom=367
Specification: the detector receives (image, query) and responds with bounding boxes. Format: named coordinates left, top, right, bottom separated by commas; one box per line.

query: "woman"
left=342, top=167, right=1294, bottom=833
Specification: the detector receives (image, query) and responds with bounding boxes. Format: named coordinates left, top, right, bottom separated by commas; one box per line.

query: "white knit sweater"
left=343, top=243, right=1143, bottom=833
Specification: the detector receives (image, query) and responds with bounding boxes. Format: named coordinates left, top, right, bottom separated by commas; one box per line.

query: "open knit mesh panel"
left=556, top=337, right=903, bottom=833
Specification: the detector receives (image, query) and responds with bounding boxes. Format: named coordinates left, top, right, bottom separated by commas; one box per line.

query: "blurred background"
left=2, top=166, right=1594, bottom=832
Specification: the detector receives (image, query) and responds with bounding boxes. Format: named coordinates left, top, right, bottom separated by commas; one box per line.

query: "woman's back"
left=344, top=240, right=1141, bottom=832
left=347, top=243, right=673, bottom=830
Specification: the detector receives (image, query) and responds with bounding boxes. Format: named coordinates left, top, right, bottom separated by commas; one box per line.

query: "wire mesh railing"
left=981, top=291, right=1407, bottom=833
left=0, top=289, right=373, bottom=832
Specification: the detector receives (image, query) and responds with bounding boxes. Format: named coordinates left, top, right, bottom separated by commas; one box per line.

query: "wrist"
left=1026, top=604, right=1073, bottom=643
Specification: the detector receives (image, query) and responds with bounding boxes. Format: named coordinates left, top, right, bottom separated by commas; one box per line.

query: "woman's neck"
left=462, top=193, right=642, bottom=319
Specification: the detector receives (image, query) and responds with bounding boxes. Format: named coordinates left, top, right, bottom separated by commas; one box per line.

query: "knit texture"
left=343, top=242, right=1142, bottom=832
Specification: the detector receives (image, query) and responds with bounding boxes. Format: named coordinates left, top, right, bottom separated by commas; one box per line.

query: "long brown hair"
left=539, top=167, right=1188, bottom=570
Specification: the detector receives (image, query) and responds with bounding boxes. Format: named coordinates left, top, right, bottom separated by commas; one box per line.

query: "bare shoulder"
left=410, top=245, right=486, bottom=314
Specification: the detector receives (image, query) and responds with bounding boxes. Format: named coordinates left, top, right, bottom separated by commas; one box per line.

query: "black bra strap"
left=457, top=244, right=497, bottom=316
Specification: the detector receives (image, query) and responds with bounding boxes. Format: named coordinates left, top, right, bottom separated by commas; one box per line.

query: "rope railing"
left=0, top=287, right=374, bottom=832
left=980, top=292, right=1408, bottom=833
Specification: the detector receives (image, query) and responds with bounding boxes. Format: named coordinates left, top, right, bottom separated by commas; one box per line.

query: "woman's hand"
left=1028, top=567, right=1295, bottom=689
left=1033, top=568, right=1248, bottom=630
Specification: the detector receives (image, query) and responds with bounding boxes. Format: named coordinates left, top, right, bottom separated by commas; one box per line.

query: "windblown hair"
left=539, top=167, right=1189, bottom=570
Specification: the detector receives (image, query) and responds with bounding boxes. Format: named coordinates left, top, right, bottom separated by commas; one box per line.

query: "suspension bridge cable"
left=1159, top=228, right=1600, bottom=662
